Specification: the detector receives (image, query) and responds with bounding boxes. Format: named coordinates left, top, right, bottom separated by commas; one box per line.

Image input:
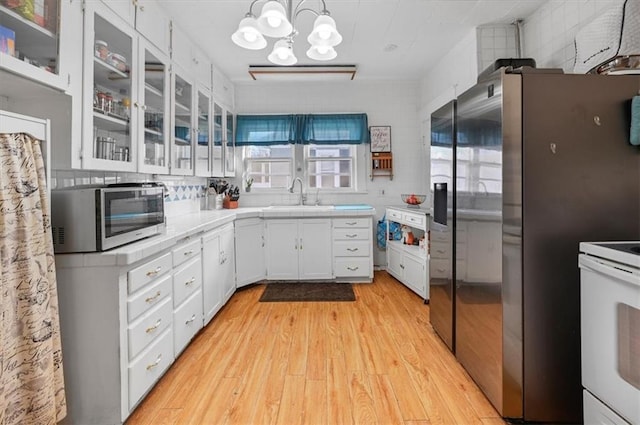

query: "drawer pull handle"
left=347, top=266, right=359, bottom=271
left=400, top=264, right=405, bottom=269
left=185, top=277, right=196, bottom=286
left=183, top=250, right=193, bottom=256
left=436, top=249, right=445, bottom=254
left=145, top=318, right=162, bottom=333
left=146, top=354, right=162, bottom=371
left=346, top=221, right=357, bottom=225
left=145, top=291, right=161, bottom=303
left=185, top=314, right=197, bottom=324
left=347, top=247, right=359, bottom=252
left=346, top=234, right=357, bottom=238
left=146, top=266, right=162, bottom=277
left=437, top=268, right=446, bottom=273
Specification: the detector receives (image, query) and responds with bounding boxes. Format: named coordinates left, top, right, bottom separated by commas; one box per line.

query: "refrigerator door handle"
left=433, top=182, right=447, bottom=226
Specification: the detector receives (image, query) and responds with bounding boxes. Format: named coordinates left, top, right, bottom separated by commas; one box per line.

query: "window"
left=305, top=145, right=354, bottom=189
left=244, top=145, right=293, bottom=189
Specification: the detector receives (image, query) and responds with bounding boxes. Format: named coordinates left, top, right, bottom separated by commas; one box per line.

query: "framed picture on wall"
left=370, top=126, right=391, bottom=152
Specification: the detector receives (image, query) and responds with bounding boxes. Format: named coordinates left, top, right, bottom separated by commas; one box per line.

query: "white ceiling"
left=159, top=0, right=548, bottom=83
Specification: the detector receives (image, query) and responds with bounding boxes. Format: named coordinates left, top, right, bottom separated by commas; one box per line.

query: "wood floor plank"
left=275, top=374, right=306, bottom=425
left=126, top=272, right=504, bottom=425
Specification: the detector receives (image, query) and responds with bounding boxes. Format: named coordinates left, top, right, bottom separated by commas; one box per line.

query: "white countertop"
left=55, top=205, right=376, bottom=268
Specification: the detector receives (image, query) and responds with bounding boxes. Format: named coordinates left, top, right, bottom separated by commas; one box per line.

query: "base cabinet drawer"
left=333, top=228, right=370, bottom=241
left=174, top=289, right=203, bottom=356
left=127, top=273, right=172, bottom=322
left=333, top=240, right=370, bottom=257
left=128, top=253, right=172, bottom=293
left=173, top=256, right=202, bottom=307
left=334, top=257, right=371, bottom=277
left=333, top=218, right=370, bottom=228
left=128, top=296, right=173, bottom=359
left=128, top=327, right=174, bottom=409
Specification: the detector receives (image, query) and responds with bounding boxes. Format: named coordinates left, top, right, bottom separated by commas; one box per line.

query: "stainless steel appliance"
left=579, top=241, right=640, bottom=425
left=429, top=100, right=456, bottom=352
left=430, top=67, right=640, bottom=422
left=52, top=183, right=165, bottom=253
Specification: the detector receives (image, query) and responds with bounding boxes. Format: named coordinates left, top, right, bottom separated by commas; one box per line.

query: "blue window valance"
left=236, top=113, right=369, bottom=146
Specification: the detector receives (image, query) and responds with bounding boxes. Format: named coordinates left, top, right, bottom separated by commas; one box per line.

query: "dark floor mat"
left=259, top=282, right=355, bottom=302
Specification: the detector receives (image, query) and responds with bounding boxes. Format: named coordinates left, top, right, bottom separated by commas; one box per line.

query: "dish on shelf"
left=401, top=193, right=426, bottom=206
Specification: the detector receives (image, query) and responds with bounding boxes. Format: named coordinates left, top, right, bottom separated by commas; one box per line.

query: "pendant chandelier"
left=231, top=0, right=342, bottom=66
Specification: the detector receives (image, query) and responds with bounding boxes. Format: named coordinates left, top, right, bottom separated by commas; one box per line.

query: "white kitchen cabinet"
left=81, top=2, right=138, bottom=172
left=101, top=0, right=169, bottom=53
left=211, top=100, right=224, bottom=177
left=265, top=219, right=332, bottom=280
left=202, top=223, right=235, bottom=325
left=332, top=217, right=374, bottom=281
left=386, top=206, right=429, bottom=300
left=195, top=85, right=212, bottom=176
left=171, top=64, right=195, bottom=175
left=235, top=218, right=265, bottom=287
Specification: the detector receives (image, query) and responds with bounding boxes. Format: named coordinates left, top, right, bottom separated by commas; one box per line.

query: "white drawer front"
left=333, top=240, right=370, bottom=257
left=173, top=289, right=203, bottom=356
left=333, top=228, right=370, bottom=241
left=430, top=258, right=451, bottom=279
left=172, top=239, right=201, bottom=267
left=334, top=257, right=371, bottom=277
left=128, top=253, right=172, bottom=294
left=128, top=327, right=174, bottom=410
left=128, top=297, right=173, bottom=360
left=127, top=273, right=172, bottom=322
left=403, top=212, right=425, bottom=227
left=333, top=218, right=370, bottom=228
left=387, top=209, right=403, bottom=221
left=430, top=230, right=451, bottom=243
left=173, top=256, right=202, bottom=307
left=430, top=241, right=451, bottom=259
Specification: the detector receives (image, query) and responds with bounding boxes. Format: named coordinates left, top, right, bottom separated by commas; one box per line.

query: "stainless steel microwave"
left=51, top=184, right=165, bottom=253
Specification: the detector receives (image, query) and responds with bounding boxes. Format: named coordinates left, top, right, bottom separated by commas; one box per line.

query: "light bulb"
left=277, top=49, right=288, bottom=60
left=319, top=30, right=331, bottom=40
left=244, top=31, right=257, bottom=42
left=267, top=15, right=281, bottom=28
left=317, top=45, right=329, bottom=54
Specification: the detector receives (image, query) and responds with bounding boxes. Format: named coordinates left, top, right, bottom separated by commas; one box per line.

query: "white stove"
left=579, top=242, right=640, bottom=425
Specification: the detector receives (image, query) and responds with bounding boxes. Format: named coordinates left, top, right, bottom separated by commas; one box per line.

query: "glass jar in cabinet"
left=171, top=65, right=194, bottom=175
left=82, top=2, right=137, bottom=172
left=136, top=39, right=170, bottom=174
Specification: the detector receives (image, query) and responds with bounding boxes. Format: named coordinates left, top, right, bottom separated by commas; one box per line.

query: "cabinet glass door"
left=89, top=8, right=135, bottom=171
left=195, top=88, right=210, bottom=176
left=139, top=41, right=169, bottom=173
left=0, top=0, right=60, bottom=80
left=224, top=109, right=235, bottom=176
left=172, top=71, right=193, bottom=174
left=211, top=101, right=223, bottom=176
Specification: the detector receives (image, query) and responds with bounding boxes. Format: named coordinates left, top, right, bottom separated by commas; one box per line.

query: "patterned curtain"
left=0, top=133, right=66, bottom=424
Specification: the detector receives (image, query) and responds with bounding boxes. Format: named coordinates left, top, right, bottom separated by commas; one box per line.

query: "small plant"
left=245, top=177, right=254, bottom=192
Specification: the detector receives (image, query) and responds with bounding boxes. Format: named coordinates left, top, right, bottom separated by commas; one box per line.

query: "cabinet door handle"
left=400, top=264, right=405, bottom=269
left=183, top=250, right=194, bottom=256
left=146, top=354, right=162, bottom=371
left=145, top=291, right=161, bottom=303
left=185, top=277, right=196, bottom=286
left=185, top=314, right=197, bottom=324
left=347, top=247, right=359, bottom=252
left=145, top=318, right=162, bottom=333
left=347, top=266, right=359, bottom=271
left=299, top=238, right=302, bottom=250
left=346, top=234, right=357, bottom=238
left=346, top=221, right=357, bottom=225
left=146, top=266, right=162, bottom=277
left=261, top=235, right=265, bottom=247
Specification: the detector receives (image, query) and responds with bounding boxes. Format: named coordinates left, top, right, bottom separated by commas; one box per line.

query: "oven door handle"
left=579, top=254, right=640, bottom=288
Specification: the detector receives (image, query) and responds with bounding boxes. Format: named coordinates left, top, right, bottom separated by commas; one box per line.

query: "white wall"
left=235, top=80, right=422, bottom=266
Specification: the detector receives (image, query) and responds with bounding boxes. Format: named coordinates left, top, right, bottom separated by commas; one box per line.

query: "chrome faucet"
left=288, top=177, right=306, bottom=205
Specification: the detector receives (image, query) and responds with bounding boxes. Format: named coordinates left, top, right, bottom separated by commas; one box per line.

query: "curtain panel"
left=236, top=113, right=369, bottom=146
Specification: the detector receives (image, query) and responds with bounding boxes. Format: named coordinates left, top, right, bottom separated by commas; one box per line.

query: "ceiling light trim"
left=248, top=65, right=357, bottom=81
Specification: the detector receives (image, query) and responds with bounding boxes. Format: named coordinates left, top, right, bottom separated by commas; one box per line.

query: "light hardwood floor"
left=127, top=271, right=504, bottom=425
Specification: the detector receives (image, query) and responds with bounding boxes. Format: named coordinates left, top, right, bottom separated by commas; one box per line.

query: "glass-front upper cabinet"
left=211, top=101, right=224, bottom=177
left=224, top=109, right=235, bottom=176
left=195, top=87, right=211, bottom=176
left=0, top=0, right=64, bottom=89
left=138, top=39, right=169, bottom=174
left=82, top=3, right=137, bottom=172
left=172, top=67, right=194, bottom=175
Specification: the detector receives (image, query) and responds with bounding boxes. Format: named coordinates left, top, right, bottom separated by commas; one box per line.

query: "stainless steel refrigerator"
left=430, top=68, right=640, bottom=423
